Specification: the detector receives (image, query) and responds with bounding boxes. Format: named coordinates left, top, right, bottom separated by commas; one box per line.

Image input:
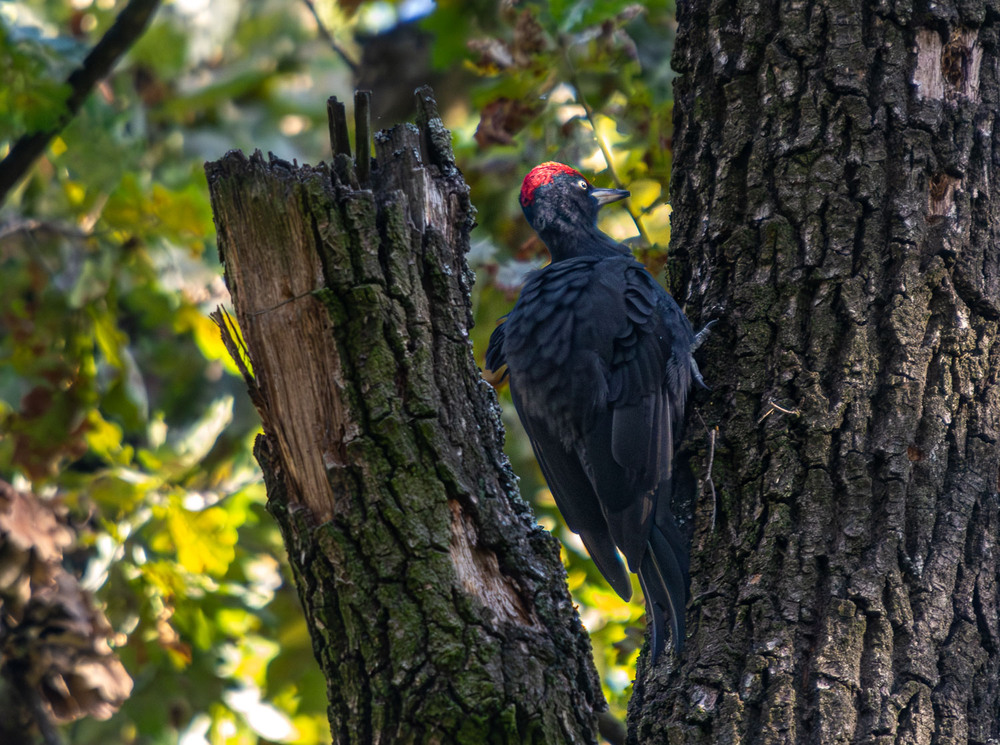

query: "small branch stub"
left=327, top=96, right=351, bottom=158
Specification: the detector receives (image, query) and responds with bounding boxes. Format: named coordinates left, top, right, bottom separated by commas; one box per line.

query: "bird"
left=485, top=162, right=706, bottom=661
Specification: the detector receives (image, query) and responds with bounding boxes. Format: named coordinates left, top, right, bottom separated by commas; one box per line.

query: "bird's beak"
left=591, top=188, right=630, bottom=206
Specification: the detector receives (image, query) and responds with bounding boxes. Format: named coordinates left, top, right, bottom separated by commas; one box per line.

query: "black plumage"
left=486, top=162, right=704, bottom=660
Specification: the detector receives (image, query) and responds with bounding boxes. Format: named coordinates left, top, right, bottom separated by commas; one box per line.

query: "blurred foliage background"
left=0, top=0, right=677, bottom=741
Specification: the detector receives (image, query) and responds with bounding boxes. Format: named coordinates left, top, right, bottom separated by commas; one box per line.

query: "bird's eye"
left=577, top=179, right=588, bottom=190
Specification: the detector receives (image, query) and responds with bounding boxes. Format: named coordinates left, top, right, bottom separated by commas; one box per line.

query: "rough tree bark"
left=630, top=0, right=1000, bottom=742
left=205, top=90, right=606, bottom=744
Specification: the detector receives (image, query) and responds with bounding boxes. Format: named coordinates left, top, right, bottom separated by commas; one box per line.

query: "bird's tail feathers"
left=579, top=529, right=633, bottom=602
left=639, top=523, right=688, bottom=661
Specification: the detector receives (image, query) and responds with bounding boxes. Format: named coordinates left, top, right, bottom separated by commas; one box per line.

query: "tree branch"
left=300, top=0, right=359, bottom=75
left=0, top=0, right=161, bottom=206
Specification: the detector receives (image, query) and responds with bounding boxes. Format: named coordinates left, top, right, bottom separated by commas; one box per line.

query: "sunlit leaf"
left=176, top=306, right=242, bottom=377
left=141, top=560, right=187, bottom=599
left=150, top=182, right=213, bottom=251
left=566, top=568, right=587, bottom=592
left=87, top=470, right=155, bottom=515
left=168, top=503, right=238, bottom=577
left=626, top=178, right=661, bottom=210
left=216, top=608, right=257, bottom=638
left=84, top=409, right=133, bottom=466
left=223, top=686, right=296, bottom=741
left=90, top=307, right=126, bottom=368
left=644, top=202, right=672, bottom=248
left=219, top=636, right=280, bottom=688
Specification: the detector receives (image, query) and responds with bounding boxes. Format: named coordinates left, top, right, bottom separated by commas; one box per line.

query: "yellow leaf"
left=599, top=212, right=639, bottom=243
left=102, top=174, right=148, bottom=231
left=567, top=568, right=587, bottom=592
left=288, top=713, right=331, bottom=745
left=643, top=203, right=672, bottom=248
left=85, top=410, right=133, bottom=465
left=168, top=504, right=237, bottom=577
left=90, top=308, right=126, bottom=368
left=142, top=560, right=187, bottom=597
left=217, top=608, right=258, bottom=637
left=580, top=583, right=633, bottom=621
left=64, top=180, right=85, bottom=206
left=219, top=636, right=280, bottom=687
left=626, top=179, right=662, bottom=211
left=151, top=182, right=211, bottom=250
left=176, top=305, right=242, bottom=376
left=581, top=114, right=629, bottom=174
left=535, top=487, right=556, bottom=507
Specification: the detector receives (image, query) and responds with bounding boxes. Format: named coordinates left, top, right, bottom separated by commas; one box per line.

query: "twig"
left=757, top=399, right=801, bottom=424
left=705, top=426, right=718, bottom=531
left=300, top=0, right=359, bottom=75
left=0, top=0, right=161, bottom=206
left=559, top=43, right=652, bottom=248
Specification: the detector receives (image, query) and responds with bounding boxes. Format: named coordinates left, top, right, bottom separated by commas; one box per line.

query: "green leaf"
left=84, top=409, right=134, bottom=466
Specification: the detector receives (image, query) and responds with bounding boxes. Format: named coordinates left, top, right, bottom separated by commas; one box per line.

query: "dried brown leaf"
left=512, top=10, right=547, bottom=64
left=475, top=98, right=543, bottom=148
left=0, top=482, right=72, bottom=563
left=13, top=573, right=133, bottom=723
left=467, top=38, right=515, bottom=70
left=0, top=482, right=133, bottom=724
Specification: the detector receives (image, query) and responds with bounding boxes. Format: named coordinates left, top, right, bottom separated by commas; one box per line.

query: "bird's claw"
left=690, top=320, right=716, bottom=390
left=692, top=319, right=717, bottom=352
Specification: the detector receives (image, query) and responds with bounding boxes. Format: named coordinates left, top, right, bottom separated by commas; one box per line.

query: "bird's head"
left=519, top=162, right=630, bottom=237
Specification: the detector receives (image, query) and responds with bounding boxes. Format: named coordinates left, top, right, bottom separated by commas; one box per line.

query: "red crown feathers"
left=519, top=162, right=586, bottom=206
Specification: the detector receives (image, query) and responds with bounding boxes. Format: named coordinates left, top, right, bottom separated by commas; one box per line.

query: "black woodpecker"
left=486, top=162, right=706, bottom=661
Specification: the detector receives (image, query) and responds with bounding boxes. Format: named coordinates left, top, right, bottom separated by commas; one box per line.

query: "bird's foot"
left=692, top=319, right=717, bottom=352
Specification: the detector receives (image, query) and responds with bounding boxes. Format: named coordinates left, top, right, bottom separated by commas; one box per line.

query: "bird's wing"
left=484, top=320, right=508, bottom=379
left=579, top=265, right=692, bottom=566
left=502, top=258, right=694, bottom=622
left=510, top=381, right=633, bottom=601
left=503, top=259, right=633, bottom=600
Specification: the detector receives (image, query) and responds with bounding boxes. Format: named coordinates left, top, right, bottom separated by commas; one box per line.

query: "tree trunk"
left=630, top=0, right=1000, bottom=742
left=205, top=90, right=605, bottom=744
